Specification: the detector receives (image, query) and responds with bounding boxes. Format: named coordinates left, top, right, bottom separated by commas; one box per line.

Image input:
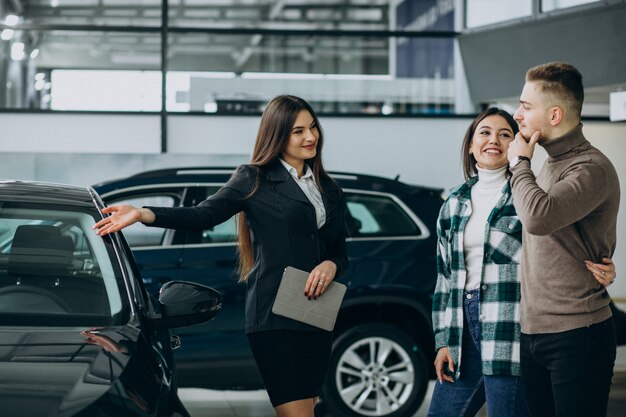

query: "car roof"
left=0, top=180, right=98, bottom=207
left=93, top=166, right=442, bottom=196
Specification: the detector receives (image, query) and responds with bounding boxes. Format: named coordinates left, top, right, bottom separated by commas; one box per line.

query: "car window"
left=0, top=204, right=129, bottom=326
left=107, top=194, right=178, bottom=247
left=187, top=188, right=421, bottom=241
left=193, top=187, right=238, bottom=244
left=345, top=193, right=422, bottom=238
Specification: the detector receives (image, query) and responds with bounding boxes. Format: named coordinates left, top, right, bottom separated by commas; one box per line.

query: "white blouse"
left=279, top=159, right=326, bottom=229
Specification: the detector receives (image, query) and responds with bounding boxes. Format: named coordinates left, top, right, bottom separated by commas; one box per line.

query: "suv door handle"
left=170, top=334, right=182, bottom=350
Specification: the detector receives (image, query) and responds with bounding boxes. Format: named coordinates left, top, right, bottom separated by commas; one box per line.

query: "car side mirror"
left=151, top=281, right=222, bottom=330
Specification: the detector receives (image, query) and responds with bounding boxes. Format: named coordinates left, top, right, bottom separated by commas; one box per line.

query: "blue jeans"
left=520, top=318, right=616, bottom=417
left=428, top=289, right=527, bottom=417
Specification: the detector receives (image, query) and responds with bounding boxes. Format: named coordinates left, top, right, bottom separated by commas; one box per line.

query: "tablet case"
left=271, top=266, right=347, bottom=331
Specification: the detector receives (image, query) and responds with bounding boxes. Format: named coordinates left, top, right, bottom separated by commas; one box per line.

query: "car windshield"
left=0, top=202, right=130, bottom=326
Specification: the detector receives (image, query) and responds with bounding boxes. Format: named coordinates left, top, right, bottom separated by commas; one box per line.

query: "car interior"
left=0, top=216, right=122, bottom=321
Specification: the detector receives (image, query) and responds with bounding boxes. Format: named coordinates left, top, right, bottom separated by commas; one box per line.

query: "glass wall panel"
left=168, top=0, right=392, bottom=30
left=0, top=0, right=161, bottom=27
left=168, top=0, right=455, bottom=31
left=51, top=70, right=161, bottom=111
left=166, top=34, right=454, bottom=115
left=0, top=30, right=160, bottom=110
left=465, top=0, right=532, bottom=28
left=542, top=0, right=600, bottom=12
left=167, top=33, right=391, bottom=74
left=0, top=0, right=458, bottom=114
left=395, top=0, right=455, bottom=32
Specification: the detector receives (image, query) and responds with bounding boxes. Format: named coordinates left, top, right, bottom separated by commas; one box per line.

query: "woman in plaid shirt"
left=427, top=108, right=615, bottom=417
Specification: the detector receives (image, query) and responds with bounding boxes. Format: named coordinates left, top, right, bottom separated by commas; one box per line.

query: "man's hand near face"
left=507, top=131, right=541, bottom=162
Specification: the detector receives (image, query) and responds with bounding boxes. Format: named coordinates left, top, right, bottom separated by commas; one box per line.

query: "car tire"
left=322, top=323, right=428, bottom=417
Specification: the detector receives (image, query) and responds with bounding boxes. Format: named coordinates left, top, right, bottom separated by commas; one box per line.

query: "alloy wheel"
left=335, top=336, right=415, bottom=416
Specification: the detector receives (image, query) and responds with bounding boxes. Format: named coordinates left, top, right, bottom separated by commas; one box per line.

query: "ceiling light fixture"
left=11, top=42, right=25, bottom=60
left=1, top=29, right=14, bottom=41
left=4, top=15, right=19, bottom=26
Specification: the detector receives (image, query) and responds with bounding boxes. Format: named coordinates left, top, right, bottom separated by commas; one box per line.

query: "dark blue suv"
left=94, top=167, right=444, bottom=417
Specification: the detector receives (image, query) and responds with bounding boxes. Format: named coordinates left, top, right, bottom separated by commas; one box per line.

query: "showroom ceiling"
left=6, top=0, right=391, bottom=29
left=1, top=0, right=401, bottom=71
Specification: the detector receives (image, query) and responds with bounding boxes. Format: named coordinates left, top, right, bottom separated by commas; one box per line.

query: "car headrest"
left=8, top=225, right=74, bottom=276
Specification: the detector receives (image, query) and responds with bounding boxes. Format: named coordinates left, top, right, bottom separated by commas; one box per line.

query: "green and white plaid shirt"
left=432, top=176, right=522, bottom=378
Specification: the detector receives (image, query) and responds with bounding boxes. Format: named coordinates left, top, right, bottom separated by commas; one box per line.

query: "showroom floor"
left=179, top=348, right=626, bottom=417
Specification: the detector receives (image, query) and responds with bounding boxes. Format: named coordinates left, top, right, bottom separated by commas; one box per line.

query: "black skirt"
left=247, top=329, right=333, bottom=407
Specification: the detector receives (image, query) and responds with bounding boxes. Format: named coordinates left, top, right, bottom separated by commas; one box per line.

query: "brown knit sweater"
left=510, top=124, right=620, bottom=334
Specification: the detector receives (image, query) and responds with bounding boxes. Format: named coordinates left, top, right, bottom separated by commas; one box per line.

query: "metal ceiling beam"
left=233, top=0, right=287, bottom=69
left=7, top=0, right=25, bottom=14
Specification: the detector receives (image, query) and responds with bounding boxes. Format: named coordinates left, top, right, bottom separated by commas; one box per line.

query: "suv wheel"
left=323, top=324, right=428, bottom=417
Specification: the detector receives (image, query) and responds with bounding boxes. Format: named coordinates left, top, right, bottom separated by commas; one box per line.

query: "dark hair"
left=526, top=61, right=584, bottom=119
left=461, top=107, right=519, bottom=179
left=237, top=95, right=332, bottom=281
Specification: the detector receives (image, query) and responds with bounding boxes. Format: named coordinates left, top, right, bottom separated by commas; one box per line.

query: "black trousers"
left=520, top=318, right=616, bottom=417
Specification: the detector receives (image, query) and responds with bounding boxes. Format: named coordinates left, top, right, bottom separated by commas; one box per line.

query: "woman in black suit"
left=94, top=95, right=348, bottom=417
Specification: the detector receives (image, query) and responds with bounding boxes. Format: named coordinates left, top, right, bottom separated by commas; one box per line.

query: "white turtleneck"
left=464, top=165, right=508, bottom=291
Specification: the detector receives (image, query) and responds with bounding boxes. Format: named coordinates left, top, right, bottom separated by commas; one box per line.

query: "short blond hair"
left=526, top=62, right=584, bottom=119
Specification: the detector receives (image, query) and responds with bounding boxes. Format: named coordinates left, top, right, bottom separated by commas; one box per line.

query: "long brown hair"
left=461, top=107, right=518, bottom=179
left=237, top=95, right=332, bottom=281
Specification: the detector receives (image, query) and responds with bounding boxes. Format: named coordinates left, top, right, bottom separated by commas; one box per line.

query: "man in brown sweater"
left=507, top=62, right=620, bottom=417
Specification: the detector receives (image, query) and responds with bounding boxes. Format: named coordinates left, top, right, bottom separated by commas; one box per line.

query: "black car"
left=94, top=167, right=445, bottom=417
left=0, top=181, right=222, bottom=417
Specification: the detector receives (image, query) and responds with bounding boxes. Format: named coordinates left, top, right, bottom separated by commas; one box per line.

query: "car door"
left=343, top=190, right=434, bottom=293
left=101, top=187, right=186, bottom=296
left=172, top=185, right=261, bottom=388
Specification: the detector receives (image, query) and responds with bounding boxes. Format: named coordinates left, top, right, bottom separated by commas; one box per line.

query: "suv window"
left=189, top=188, right=421, bottom=242
left=103, top=185, right=423, bottom=244
left=200, top=220, right=238, bottom=243
left=194, top=187, right=237, bottom=244
left=108, top=192, right=180, bottom=247
left=345, top=192, right=422, bottom=238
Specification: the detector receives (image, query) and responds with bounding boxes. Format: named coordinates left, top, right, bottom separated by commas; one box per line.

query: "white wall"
left=0, top=114, right=625, bottom=302
left=168, top=115, right=475, bottom=189
left=167, top=114, right=550, bottom=190
left=0, top=113, right=161, bottom=154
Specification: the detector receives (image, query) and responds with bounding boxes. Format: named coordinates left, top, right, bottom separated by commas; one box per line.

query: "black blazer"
left=149, top=161, right=348, bottom=333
